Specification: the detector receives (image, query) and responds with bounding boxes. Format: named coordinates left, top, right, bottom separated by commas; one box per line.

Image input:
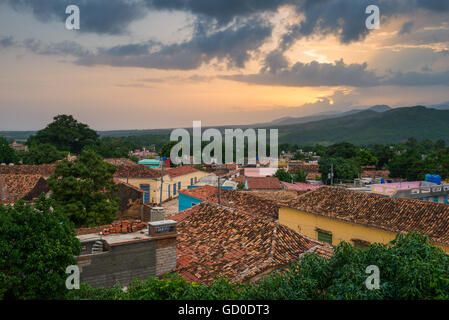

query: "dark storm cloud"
left=0, top=35, right=15, bottom=48
left=384, top=70, right=449, bottom=86
left=278, top=0, right=449, bottom=49
left=225, top=58, right=449, bottom=88
left=2, top=0, right=147, bottom=35
left=145, top=0, right=294, bottom=24
left=3, top=0, right=449, bottom=40
left=100, top=41, right=161, bottom=56
left=399, top=21, right=414, bottom=35
left=77, top=17, right=272, bottom=69
left=223, top=59, right=382, bottom=87
left=23, top=38, right=92, bottom=57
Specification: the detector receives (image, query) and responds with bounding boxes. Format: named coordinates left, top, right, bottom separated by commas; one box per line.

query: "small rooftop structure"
left=194, top=175, right=238, bottom=189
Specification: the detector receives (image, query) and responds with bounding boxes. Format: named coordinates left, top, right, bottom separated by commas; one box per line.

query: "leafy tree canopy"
left=0, top=137, right=19, bottom=164
left=160, top=141, right=179, bottom=158
left=357, top=150, right=379, bottom=167
left=32, top=115, right=99, bottom=155
left=20, top=143, right=65, bottom=165
left=0, top=196, right=80, bottom=300
left=319, top=157, right=361, bottom=184
left=273, top=168, right=293, bottom=183
left=85, top=136, right=138, bottom=159
left=326, top=142, right=359, bottom=159
left=47, top=150, right=119, bottom=227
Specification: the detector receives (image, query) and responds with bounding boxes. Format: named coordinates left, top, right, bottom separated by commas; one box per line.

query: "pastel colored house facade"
left=114, top=165, right=209, bottom=204
left=279, top=186, right=449, bottom=253
left=371, top=182, right=449, bottom=204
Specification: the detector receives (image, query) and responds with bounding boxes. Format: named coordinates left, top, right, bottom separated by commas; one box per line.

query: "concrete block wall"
left=155, top=238, right=177, bottom=275
left=78, top=240, right=157, bottom=288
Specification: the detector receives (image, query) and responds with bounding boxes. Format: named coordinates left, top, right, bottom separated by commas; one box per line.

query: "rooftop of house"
left=361, top=170, right=390, bottom=179
left=104, top=158, right=137, bottom=166
left=114, top=164, right=162, bottom=179
left=178, top=186, right=280, bottom=220
left=282, top=186, right=449, bottom=246
left=173, top=202, right=333, bottom=284
left=0, top=174, right=47, bottom=204
left=179, top=185, right=218, bottom=200
left=281, top=182, right=321, bottom=192
left=77, top=230, right=151, bottom=246
left=232, top=176, right=282, bottom=190
left=164, top=165, right=201, bottom=179
left=0, top=164, right=56, bottom=177
left=249, top=190, right=302, bottom=203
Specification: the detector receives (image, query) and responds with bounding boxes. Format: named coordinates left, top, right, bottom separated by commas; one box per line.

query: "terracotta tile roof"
left=232, top=176, right=282, bottom=190
left=250, top=191, right=301, bottom=203
left=362, top=170, right=390, bottom=179
left=0, top=174, right=48, bottom=204
left=281, top=182, right=321, bottom=192
left=179, top=186, right=280, bottom=219
left=179, top=185, right=218, bottom=200
left=0, top=164, right=56, bottom=177
left=288, top=163, right=320, bottom=174
left=208, top=189, right=280, bottom=220
left=165, top=165, right=201, bottom=178
left=113, top=164, right=162, bottom=179
left=175, top=202, right=332, bottom=284
left=104, top=158, right=137, bottom=166
left=283, top=186, right=449, bottom=246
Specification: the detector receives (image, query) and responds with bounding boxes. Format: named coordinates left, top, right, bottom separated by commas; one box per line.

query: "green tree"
left=32, top=115, right=99, bottom=155
left=160, top=141, right=179, bottom=158
left=20, top=143, right=65, bottom=165
left=357, top=150, right=379, bottom=167
left=47, top=150, right=119, bottom=227
left=273, top=168, right=293, bottom=183
left=326, top=142, right=359, bottom=159
left=0, top=196, right=81, bottom=300
left=387, top=149, right=439, bottom=180
left=292, top=152, right=306, bottom=161
left=370, top=144, right=394, bottom=169
left=319, top=157, right=361, bottom=184
left=293, top=170, right=307, bottom=183
left=0, top=137, right=19, bottom=164
left=86, top=136, right=138, bottom=159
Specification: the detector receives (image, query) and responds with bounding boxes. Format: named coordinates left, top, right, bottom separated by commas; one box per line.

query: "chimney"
left=150, top=206, right=165, bottom=222
left=148, top=220, right=177, bottom=276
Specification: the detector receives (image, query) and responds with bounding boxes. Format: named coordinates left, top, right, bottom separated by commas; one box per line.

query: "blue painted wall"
left=179, top=193, right=204, bottom=211
left=179, top=186, right=234, bottom=211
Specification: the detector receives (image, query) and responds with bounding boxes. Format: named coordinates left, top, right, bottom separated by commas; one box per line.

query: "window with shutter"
left=317, top=231, right=332, bottom=244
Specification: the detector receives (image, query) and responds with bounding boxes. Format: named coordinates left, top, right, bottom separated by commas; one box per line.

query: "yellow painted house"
left=114, top=164, right=210, bottom=204
left=279, top=186, right=449, bottom=253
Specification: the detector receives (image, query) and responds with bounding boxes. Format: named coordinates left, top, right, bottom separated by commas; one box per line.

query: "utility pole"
left=160, top=159, right=164, bottom=205
left=217, top=176, right=221, bottom=205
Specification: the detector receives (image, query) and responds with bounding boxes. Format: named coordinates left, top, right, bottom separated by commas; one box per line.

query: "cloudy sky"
left=0, top=0, right=449, bottom=130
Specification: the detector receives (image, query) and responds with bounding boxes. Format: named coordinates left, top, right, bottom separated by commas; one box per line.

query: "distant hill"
left=256, top=105, right=391, bottom=127
left=428, top=101, right=449, bottom=111
left=1, top=105, right=448, bottom=146
left=274, top=106, right=449, bottom=145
